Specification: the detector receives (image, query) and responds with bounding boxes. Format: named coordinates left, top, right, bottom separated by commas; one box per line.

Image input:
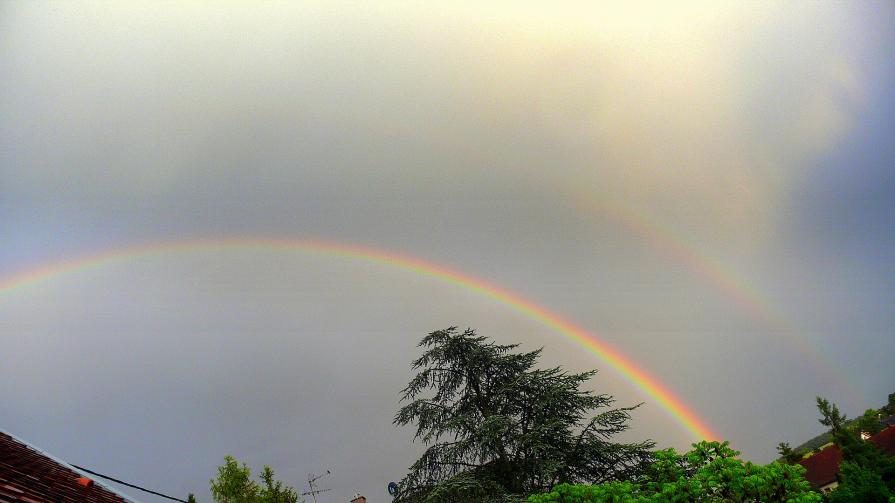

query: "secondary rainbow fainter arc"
left=0, top=236, right=718, bottom=441
left=569, top=191, right=867, bottom=406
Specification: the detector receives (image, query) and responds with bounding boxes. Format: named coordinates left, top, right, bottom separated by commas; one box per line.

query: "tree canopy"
left=776, top=442, right=803, bottom=464
left=528, top=441, right=821, bottom=503
left=815, top=397, right=895, bottom=502
left=392, top=327, right=654, bottom=502
left=209, top=456, right=300, bottom=503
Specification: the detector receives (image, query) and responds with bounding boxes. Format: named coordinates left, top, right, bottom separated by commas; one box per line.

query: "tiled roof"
left=797, top=425, right=895, bottom=489
left=871, top=425, right=895, bottom=454
left=797, top=444, right=843, bottom=488
left=0, top=431, right=136, bottom=503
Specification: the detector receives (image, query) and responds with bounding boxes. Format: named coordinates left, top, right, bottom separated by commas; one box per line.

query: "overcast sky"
left=2, top=2, right=894, bottom=502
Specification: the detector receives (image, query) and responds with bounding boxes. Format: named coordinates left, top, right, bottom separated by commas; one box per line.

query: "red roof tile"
left=0, top=432, right=135, bottom=503
left=797, top=425, right=895, bottom=489
left=870, top=425, right=895, bottom=454
left=797, top=444, right=843, bottom=488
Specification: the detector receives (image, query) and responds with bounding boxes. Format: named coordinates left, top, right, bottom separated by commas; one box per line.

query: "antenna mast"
left=301, top=470, right=331, bottom=503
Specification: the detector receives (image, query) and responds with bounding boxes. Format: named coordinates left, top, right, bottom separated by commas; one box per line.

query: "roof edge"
left=2, top=429, right=143, bottom=503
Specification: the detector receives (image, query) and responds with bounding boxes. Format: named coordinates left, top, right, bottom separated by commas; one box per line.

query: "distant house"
left=797, top=425, right=895, bottom=494
left=0, top=431, right=138, bottom=503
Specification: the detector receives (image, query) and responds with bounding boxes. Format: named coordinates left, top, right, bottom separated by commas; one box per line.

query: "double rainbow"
left=0, top=236, right=717, bottom=441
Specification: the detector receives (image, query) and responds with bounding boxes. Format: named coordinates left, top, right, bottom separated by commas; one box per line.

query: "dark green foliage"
left=393, top=327, right=654, bottom=502
left=209, top=456, right=300, bottom=503
left=816, top=397, right=847, bottom=433
left=816, top=397, right=872, bottom=462
left=856, top=409, right=886, bottom=437
left=792, top=392, right=895, bottom=456
left=827, top=461, right=892, bottom=503
left=527, top=441, right=821, bottom=502
left=777, top=441, right=803, bottom=464
left=815, top=396, right=895, bottom=500
left=188, top=494, right=198, bottom=503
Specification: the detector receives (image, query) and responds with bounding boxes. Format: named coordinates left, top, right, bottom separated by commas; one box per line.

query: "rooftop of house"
left=797, top=425, right=895, bottom=489
left=872, top=424, right=895, bottom=453
left=797, top=443, right=843, bottom=488
left=0, top=431, right=138, bottom=503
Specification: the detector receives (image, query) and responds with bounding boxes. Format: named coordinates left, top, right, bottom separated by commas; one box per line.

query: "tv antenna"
left=301, top=470, right=331, bottom=503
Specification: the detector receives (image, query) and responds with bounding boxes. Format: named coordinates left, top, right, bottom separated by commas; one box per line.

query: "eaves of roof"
left=0, top=431, right=141, bottom=503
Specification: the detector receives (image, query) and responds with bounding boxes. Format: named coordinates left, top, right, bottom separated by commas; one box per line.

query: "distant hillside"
left=792, top=430, right=834, bottom=455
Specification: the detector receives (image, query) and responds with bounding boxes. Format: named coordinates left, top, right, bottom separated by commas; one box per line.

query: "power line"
left=71, top=464, right=189, bottom=503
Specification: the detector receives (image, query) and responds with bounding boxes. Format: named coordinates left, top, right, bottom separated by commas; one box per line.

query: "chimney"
left=350, top=494, right=367, bottom=503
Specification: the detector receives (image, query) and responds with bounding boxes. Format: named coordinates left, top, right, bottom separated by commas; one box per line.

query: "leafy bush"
left=528, top=441, right=821, bottom=503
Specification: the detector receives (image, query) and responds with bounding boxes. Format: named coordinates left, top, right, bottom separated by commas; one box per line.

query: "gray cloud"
left=2, top=2, right=894, bottom=502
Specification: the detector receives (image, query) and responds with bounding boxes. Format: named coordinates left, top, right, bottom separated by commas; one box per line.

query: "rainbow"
left=571, top=190, right=866, bottom=405
left=569, top=189, right=780, bottom=326
left=0, top=236, right=717, bottom=440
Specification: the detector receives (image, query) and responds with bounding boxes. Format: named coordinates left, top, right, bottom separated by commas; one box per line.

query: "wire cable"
left=71, top=464, right=189, bottom=503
